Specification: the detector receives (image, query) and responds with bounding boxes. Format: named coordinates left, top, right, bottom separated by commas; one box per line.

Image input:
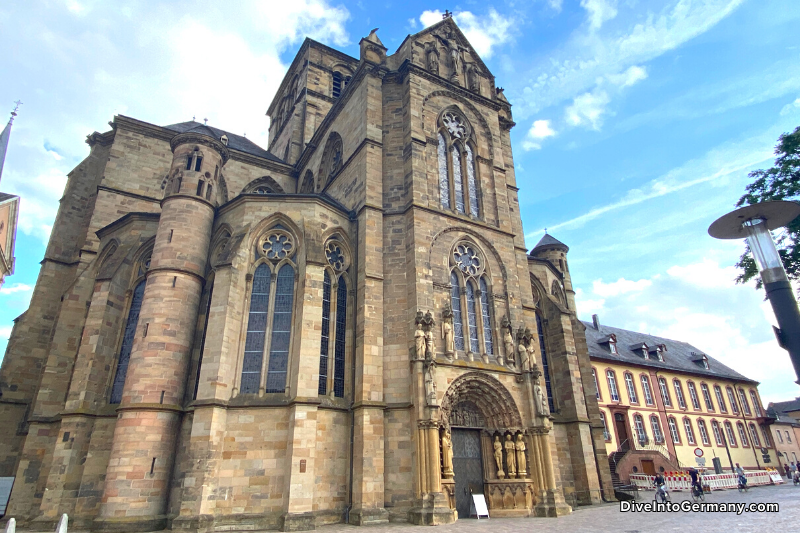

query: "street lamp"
left=709, top=200, right=800, bottom=383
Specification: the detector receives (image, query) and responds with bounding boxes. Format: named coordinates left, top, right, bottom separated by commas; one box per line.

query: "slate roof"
left=0, top=192, right=19, bottom=203
left=771, top=397, right=800, bottom=414
left=164, top=121, right=285, bottom=163
left=531, top=233, right=568, bottom=253
left=582, top=320, right=756, bottom=384
left=767, top=407, right=800, bottom=426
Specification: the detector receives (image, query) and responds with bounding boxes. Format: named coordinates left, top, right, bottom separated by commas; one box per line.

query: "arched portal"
left=439, top=373, right=526, bottom=518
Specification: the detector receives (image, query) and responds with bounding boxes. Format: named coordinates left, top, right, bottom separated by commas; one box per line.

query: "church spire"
left=0, top=101, right=21, bottom=184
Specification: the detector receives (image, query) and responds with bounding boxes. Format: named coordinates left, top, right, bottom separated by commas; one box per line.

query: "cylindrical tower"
left=97, top=127, right=229, bottom=531
left=529, top=234, right=573, bottom=310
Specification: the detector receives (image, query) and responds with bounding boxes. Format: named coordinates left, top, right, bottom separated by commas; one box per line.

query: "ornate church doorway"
left=451, top=429, right=483, bottom=519
left=450, top=401, right=485, bottom=519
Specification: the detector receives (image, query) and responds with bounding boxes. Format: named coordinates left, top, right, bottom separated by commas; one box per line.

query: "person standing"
left=784, top=464, right=791, bottom=478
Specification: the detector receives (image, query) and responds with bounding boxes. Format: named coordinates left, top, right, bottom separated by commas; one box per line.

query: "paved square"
left=322, top=483, right=799, bottom=533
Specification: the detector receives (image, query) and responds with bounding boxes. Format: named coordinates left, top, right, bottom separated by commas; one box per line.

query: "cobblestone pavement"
left=322, top=482, right=799, bottom=533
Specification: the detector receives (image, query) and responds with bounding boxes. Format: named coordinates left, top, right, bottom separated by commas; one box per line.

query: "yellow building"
left=583, top=315, right=777, bottom=484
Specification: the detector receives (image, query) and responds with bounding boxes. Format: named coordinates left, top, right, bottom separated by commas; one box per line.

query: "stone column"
left=96, top=131, right=228, bottom=532
left=532, top=429, right=572, bottom=517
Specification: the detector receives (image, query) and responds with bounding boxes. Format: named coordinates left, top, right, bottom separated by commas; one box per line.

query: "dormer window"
left=691, top=352, right=710, bottom=369
left=599, top=334, right=617, bottom=354
left=650, top=345, right=665, bottom=362
left=630, top=343, right=649, bottom=359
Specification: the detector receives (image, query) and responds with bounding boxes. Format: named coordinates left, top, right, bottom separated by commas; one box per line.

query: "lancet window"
left=449, top=242, right=494, bottom=356
left=318, top=238, right=350, bottom=398
left=186, top=147, right=203, bottom=172
left=437, top=109, right=480, bottom=218
left=240, top=226, right=297, bottom=395
left=110, top=249, right=151, bottom=404
left=536, top=313, right=554, bottom=412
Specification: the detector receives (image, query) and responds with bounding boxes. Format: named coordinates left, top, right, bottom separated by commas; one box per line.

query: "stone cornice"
left=217, top=192, right=354, bottom=220
left=96, top=185, right=161, bottom=205
left=95, top=211, right=160, bottom=240
left=399, top=60, right=503, bottom=112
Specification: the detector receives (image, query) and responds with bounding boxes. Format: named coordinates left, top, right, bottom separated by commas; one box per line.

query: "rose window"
left=260, top=231, right=295, bottom=261
left=442, top=111, right=466, bottom=139
left=325, top=241, right=347, bottom=271
left=453, top=244, right=481, bottom=276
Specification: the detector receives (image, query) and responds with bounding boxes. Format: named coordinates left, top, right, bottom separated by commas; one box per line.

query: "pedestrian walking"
left=785, top=464, right=792, bottom=478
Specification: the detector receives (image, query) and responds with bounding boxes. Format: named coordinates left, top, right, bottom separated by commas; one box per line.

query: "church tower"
left=0, top=16, right=613, bottom=533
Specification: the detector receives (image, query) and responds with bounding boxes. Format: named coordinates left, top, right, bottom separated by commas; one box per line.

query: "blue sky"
left=1, top=0, right=799, bottom=402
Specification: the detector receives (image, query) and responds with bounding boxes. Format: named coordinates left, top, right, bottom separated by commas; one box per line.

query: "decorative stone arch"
left=299, top=170, right=314, bottom=194
left=95, top=239, right=121, bottom=276
left=422, top=90, right=495, bottom=160
left=550, top=279, right=566, bottom=307
left=208, top=224, right=233, bottom=270
left=245, top=212, right=304, bottom=264
left=429, top=226, right=508, bottom=289
left=242, top=175, right=286, bottom=195
left=440, top=372, right=523, bottom=430
left=318, top=132, right=344, bottom=191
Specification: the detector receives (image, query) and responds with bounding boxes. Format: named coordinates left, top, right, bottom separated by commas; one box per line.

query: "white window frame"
left=688, top=382, right=701, bottom=410
left=668, top=417, right=681, bottom=444
left=641, top=375, right=654, bottom=405
left=658, top=377, right=672, bottom=408
left=697, top=419, right=710, bottom=446
left=625, top=373, right=638, bottom=403
left=606, top=370, right=620, bottom=402
left=650, top=415, right=665, bottom=444
left=700, top=384, right=715, bottom=412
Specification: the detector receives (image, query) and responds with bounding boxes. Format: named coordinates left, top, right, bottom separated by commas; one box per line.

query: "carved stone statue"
left=442, top=303, right=455, bottom=356
left=424, top=362, right=438, bottom=405
left=441, top=430, right=454, bottom=478
left=515, top=434, right=527, bottom=478
left=426, top=43, right=439, bottom=75
left=466, top=63, right=479, bottom=92
left=493, top=435, right=505, bottom=479
left=519, top=336, right=530, bottom=372
left=535, top=382, right=549, bottom=417
left=525, top=327, right=537, bottom=369
left=504, top=434, right=517, bottom=478
left=424, top=311, right=436, bottom=361
left=414, top=312, right=425, bottom=361
left=500, top=316, right=512, bottom=366
left=443, top=31, right=464, bottom=82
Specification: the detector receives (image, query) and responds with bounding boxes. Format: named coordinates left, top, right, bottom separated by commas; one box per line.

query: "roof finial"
left=443, top=9, right=452, bottom=19
left=544, top=227, right=548, bottom=234
left=192, top=115, right=195, bottom=121
left=10, top=100, right=22, bottom=124
left=203, top=117, right=208, bottom=125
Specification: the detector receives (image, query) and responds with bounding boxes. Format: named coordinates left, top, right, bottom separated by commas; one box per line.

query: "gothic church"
left=0, top=18, right=613, bottom=532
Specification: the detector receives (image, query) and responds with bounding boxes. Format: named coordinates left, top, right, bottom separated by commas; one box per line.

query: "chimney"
left=592, top=314, right=600, bottom=330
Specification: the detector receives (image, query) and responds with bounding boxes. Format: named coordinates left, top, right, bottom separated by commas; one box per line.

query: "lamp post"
left=709, top=201, right=800, bottom=384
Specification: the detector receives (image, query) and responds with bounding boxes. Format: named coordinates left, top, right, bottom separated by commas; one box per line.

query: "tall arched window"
left=599, top=411, right=611, bottom=441
left=110, top=280, right=147, bottom=404
left=658, top=377, right=672, bottom=407
left=634, top=414, right=647, bottom=443
left=738, top=389, right=752, bottom=416
left=683, top=418, right=696, bottom=445
left=749, top=423, right=761, bottom=447
left=697, top=419, right=711, bottom=446
left=737, top=422, right=749, bottom=447
left=318, top=239, right=350, bottom=398
left=606, top=370, right=620, bottom=402
left=750, top=390, right=762, bottom=417
left=667, top=417, right=681, bottom=444
left=714, top=385, right=728, bottom=413
left=450, top=242, right=494, bottom=357
left=624, top=372, right=638, bottom=403
left=687, top=381, right=701, bottom=410
left=640, top=375, right=654, bottom=405
left=536, top=314, right=554, bottom=412
left=726, top=387, right=739, bottom=414
left=650, top=415, right=665, bottom=444
left=724, top=421, right=737, bottom=446
left=240, top=227, right=297, bottom=395
left=437, top=109, right=480, bottom=218
left=673, top=380, right=686, bottom=409
left=711, top=420, right=724, bottom=446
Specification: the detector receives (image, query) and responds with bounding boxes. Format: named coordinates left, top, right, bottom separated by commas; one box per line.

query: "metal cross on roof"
left=443, top=10, right=452, bottom=19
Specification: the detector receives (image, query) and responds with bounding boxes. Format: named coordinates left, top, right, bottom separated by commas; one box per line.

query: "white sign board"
left=695, top=457, right=706, bottom=466
left=769, top=471, right=784, bottom=483
left=470, top=494, right=490, bottom=519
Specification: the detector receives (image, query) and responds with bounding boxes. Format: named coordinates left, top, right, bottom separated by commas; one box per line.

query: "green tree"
left=735, top=125, right=800, bottom=289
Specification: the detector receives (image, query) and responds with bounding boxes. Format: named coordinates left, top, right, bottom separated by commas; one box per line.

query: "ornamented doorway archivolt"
left=439, top=372, right=523, bottom=430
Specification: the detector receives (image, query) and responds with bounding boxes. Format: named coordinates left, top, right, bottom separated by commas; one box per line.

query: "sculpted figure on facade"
left=500, top=315, right=512, bottom=366
left=442, top=303, right=455, bottom=358
left=441, top=429, right=454, bottom=478
left=524, top=327, right=538, bottom=369
left=425, top=41, right=439, bottom=76
left=423, top=310, right=436, bottom=361
left=424, top=361, right=438, bottom=405
left=535, top=381, right=549, bottom=417
left=414, top=311, right=426, bottom=361
left=517, top=328, right=530, bottom=372
left=504, top=434, right=517, bottom=478
left=493, top=435, right=505, bottom=479
left=515, top=433, right=527, bottom=478
left=465, top=63, right=479, bottom=93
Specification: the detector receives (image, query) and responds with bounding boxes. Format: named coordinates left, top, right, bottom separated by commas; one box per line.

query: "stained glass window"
left=318, top=270, right=332, bottom=395
left=265, top=264, right=294, bottom=393
left=536, top=314, right=554, bottom=412
left=438, top=133, right=450, bottom=209
left=452, top=145, right=465, bottom=214
left=451, top=271, right=464, bottom=351
left=333, top=279, right=347, bottom=398
left=465, top=282, right=479, bottom=353
left=110, top=280, right=146, bottom=404
left=241, top=264, right=270, bottom=394
left=479, top=277, right=493, bottom=355
left=465, top=144, right=479, bottom=217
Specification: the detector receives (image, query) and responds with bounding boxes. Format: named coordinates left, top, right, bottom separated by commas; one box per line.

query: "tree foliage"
left=735, top=125, right=800, bottom=289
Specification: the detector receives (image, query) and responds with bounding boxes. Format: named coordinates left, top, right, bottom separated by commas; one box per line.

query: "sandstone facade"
left=0, top=19, right=613, bottom=532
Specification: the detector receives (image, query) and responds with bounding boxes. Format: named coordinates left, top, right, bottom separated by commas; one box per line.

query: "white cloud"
left=0, top=326, right=12, bottom=340
left=516, top=0, right=745, bottom=119
left=408, top=17, right=418, bottom=30
left=0, top=283, right=33, bottom=295
left=419, top=9, right=513, bottom=58
left=581, top=0, right=618, bottom=30
left=522, top=119, right=556, bottom=150
left=565, top=89, right=610, bottom=130
left=607, top=65, right=648, bottom=88
left=4, top=167, right=68, bottom=244
left=575, top=258, right=800, bottom=403
left=780, top=97, right=800, bottom=116
left=592, top=277, right=652, bottom=297
left=548, top=0, right=564, bottom=13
